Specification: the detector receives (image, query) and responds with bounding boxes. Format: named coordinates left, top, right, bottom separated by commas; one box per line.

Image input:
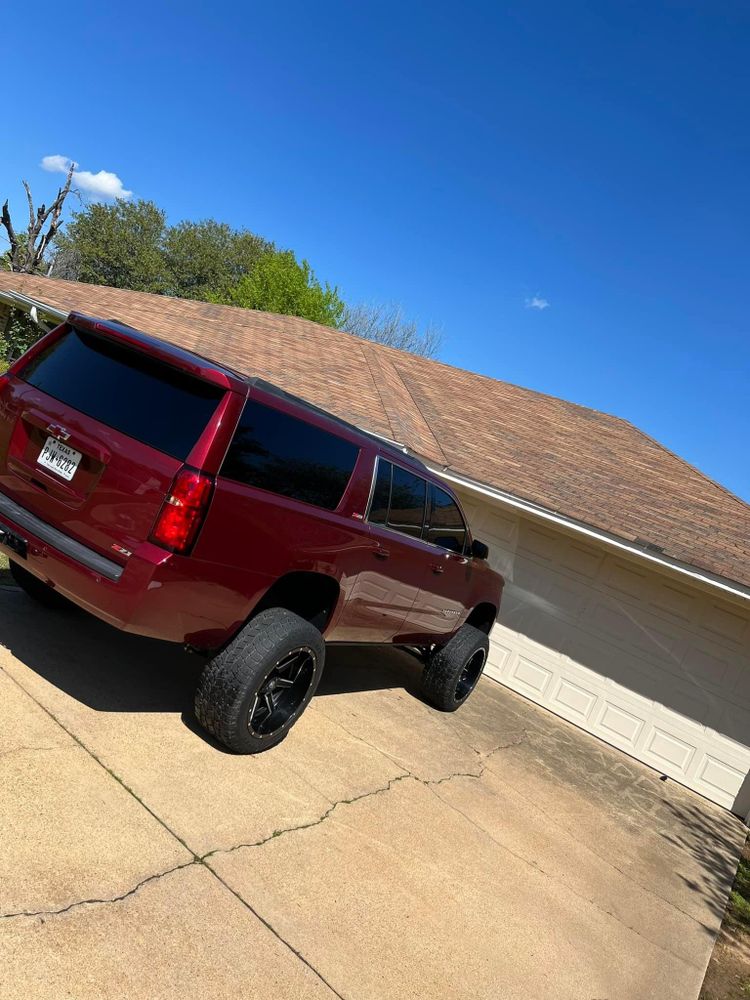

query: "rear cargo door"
left=0, top=326, right=227, bottom=562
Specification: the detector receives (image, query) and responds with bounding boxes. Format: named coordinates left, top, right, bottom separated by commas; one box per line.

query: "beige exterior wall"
left=457, top=487, right=750, bottom=819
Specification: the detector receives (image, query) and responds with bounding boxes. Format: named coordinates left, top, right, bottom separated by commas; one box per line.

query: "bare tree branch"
left=2, top=163, right=75, bottom=274
left=341, top=302, right=442, bottom=358
left=0, top=200, right=19, bottom=268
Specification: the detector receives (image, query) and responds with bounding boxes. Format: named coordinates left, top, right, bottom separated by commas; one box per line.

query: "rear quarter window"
left=220, top=399, right=360, bottom=511
left=20, top=328, right=225, bottom=460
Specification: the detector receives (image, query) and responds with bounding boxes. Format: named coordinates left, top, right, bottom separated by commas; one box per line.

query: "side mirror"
left=470, top=539, right=489, bottom=561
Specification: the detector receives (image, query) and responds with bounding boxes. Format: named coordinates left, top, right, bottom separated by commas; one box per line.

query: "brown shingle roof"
left=2, top=273, right=749, bottom=591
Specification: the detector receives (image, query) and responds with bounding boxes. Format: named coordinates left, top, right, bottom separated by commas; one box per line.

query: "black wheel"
left=421, top=624, right=489, bottom=712
left=194, top=608, right=325, bottom=754
left=9, top=561, right=72, bottom=611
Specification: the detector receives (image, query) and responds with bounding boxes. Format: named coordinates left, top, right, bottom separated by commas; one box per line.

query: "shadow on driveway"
left=0, top=585, right=423, bottom=720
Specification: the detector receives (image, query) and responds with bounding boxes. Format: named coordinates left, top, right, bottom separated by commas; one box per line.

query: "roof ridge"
left=361, top=345, right=448, bottom=465
left=357, top=342, right=397, bottom=443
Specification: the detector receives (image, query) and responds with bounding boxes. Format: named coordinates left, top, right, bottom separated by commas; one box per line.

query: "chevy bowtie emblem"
left=46, top=423, right=71, bottom=442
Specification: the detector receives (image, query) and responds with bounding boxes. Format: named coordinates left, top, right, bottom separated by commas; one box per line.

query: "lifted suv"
left=0, top=314, right=503, bottom=753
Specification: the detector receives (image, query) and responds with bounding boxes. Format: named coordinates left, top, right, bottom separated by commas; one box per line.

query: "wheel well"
left=252, top=572, right=341, bottom=633
left=466, top=602, right=497, bottom=635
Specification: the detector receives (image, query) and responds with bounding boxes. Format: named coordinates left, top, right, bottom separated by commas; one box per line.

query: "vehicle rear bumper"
left=0, top=491, right=238, bottom=647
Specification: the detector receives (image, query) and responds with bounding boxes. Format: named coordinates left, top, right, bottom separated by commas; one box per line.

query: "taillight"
left=149, top=467, right=214, bottom=555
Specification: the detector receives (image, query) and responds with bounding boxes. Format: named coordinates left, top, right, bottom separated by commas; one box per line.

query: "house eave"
left=427, top=463, right=750, bottom=606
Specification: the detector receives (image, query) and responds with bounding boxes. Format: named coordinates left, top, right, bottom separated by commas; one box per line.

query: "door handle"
left=374, top=547, right=390, bottom=560
left=430, top=563, right=445, bottom=574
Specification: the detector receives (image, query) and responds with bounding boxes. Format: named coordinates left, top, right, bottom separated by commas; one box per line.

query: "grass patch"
left=0, top=551, right=11, bottom=585
left=728, top=853, right=750, bottom=930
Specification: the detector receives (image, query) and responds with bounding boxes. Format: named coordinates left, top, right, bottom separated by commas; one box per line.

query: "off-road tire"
left=421, top=624, right=489, bottom=712
left=195, top=608, right=325, bottom=754
left=9, top=561, right=72, bottom=611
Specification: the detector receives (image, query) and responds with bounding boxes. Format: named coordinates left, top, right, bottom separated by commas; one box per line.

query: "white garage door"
left=458, top=491, right=750, bottom=816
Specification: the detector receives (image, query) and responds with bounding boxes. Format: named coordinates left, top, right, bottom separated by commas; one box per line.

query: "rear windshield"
left=19, top=328, right=224, bottom=460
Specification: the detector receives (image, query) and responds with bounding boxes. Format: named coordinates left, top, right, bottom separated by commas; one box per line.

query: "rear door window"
left=19, top=328, right=224, bottom=460
left=367, top=459, right=427, bottom=539
left=220, top=399, right=359, bottom=510
left=426, top=485, right=467, bottom=553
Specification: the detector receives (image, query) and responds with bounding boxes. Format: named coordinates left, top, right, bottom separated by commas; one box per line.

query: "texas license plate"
left=37, top=436, right=82, bottom=482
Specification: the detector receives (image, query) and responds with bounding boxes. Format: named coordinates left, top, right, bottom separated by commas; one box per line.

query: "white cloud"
left=525, top=295, right=550, bottom=310
left=41, top=154, right=77, bottom=173
left=40, top=154, right=132, bottom=201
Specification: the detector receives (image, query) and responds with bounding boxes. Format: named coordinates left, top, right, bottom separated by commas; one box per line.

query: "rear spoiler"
left=68, top=313, right=248, bottom=393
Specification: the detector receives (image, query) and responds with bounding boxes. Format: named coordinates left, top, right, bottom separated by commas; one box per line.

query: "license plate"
left=37, top=436, right=82, bottom=482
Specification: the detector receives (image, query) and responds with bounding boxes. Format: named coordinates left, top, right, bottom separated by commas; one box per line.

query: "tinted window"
left=20, top=329, right=224, bottom=461
left=367, top=459, right=427, bottom=539
left=221, top=400, right=359, bottom=510
left=389, top=466, right=426, bottom=538
left=427, top=485, right=467, bottom=553
left=369, top=460, right=391, bottom=524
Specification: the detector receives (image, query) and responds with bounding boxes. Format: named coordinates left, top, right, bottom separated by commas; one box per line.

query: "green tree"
left=218, top=251, right=345, bottom=327
left=0, top=310, right=42, bottom=370
left=54, top=200, right=168, bottom=292
left=163, top=220, right=273, bottom=300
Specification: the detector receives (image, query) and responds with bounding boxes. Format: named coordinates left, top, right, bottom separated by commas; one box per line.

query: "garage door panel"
left=596, top=700, right=646, bottom=751
left=508, top=655, right=555, bottom=699
left=642, top=729, right=696, bottom=776
left=550, top=676, right=599, bottom=724
left=559, top=541, right=603, bottom=579
left=694, top=756, right=749, bottom=807
left=461, top=492, right=750, bottom=815
left=487, top=635, right=513, bottom=677
left=712, top=705, right=750, bottom=753
left=583, top=599, right=686, bottom=663
left=603, top=560, right=653, bottom=601
left=699, top=601, right=749, bottom=643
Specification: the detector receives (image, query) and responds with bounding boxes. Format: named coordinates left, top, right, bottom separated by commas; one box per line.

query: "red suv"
left=0, top=314, right=503, bottom=753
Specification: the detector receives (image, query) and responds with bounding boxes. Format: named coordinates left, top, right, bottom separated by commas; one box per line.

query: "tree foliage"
left=163, top=220, right=272, bottom=300
left=53, top=202, right=275, bottom=302
left=0, top=310, right=42, bottom=370
left=0, top=175, right=443, bottom=356
left=54, top=200, right=169, bottom=292
left=217, top=251, right=346, bottom=328
left=340, top=302, right=442, bottom=358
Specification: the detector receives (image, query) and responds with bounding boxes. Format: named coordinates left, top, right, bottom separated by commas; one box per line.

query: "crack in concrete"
left=0, top=664, right=347, bottom=998
left=0, top=860, right=198, bottom=921
left=203, top=733, right=529, bottom=862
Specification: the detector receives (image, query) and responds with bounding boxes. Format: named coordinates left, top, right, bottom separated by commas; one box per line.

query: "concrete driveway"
left=0, top=585, right=745, bottom=1000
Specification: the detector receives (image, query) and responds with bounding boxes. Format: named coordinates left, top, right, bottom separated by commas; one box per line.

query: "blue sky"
left=4, top=2, right=749, bottom=498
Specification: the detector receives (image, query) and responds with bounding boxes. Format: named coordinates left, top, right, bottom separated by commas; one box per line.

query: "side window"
left=367, top=460, right=427, bottom=540
left=369, top=460, right=391, bottom=524
left=389, top=466, right=427, bottom=538
left=220, top=400, right=360, bottom=510
left=427, top=485, right=467, bottom=553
